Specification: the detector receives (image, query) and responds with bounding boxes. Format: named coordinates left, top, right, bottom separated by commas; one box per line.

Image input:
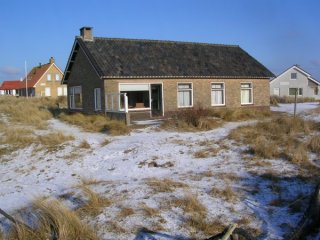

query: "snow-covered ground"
left=1, top=103, right=320, bottom=239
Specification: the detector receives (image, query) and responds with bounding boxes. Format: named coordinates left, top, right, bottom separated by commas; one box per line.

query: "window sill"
left=211, top=104, right=225, bottom=107
left=178, top=105, right=193, bottom=108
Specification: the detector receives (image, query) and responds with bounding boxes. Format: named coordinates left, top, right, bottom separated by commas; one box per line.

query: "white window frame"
left=289, top=88, right=303, bottom=96
left=211, top=82, right=225, bottom=106
left=240, top=83, right=253, bottom=105
left=94, top=88, right=102, bottom=111
left=55, top=74, right=60, bottom=81
left=47, top=74, right=51, bottom=81
left=177, top=83, right=193, bottom=108
left=69, top=86, right=82, bottom=109
left=290, top=72, right=297, bottom=80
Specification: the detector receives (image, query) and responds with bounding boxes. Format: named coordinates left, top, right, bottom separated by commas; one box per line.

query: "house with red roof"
left=0, top=80, right=21, bottom=96
left=18, top=57, right=67, bottom=97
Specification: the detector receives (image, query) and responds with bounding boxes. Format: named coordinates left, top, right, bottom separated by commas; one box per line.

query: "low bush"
left=270, top=95, right=318, bottom=104
left=230, top=116, right=316, bottom=164
left=58, top=112, right=129, bottom=135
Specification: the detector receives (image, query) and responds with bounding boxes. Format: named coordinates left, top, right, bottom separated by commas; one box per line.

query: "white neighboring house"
left=270, top=65, right=320, bottom=100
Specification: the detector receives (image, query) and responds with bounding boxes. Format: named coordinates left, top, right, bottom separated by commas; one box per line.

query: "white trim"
left=240, top=82, right=253, bottom=105
left=94, top=88, right=102, bottom=111
left=288, top=87, right=303, bottom=96
left=270, top=65, right=320, bottom=85
left=211, top=82, right=225, bottom=106
left=177, top=82, right=193, bottom=108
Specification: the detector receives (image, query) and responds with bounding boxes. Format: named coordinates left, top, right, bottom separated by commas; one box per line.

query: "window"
left=55, top=74, right=60, bottom=81
left=69, top=86, right=82, bottom=109
left=63, top=87, right=67, bottom=96
left=47, top=74, right=51, bottom=81
left=57, top=87, right=63, bottom=96
left=45, top=87, right=51, bottom=96
left=291, top=73, right=297, bottom=80
left=119, top=84, right=150, bottom=109
left=273, top=87, right=280, bottom=96
left=289, top=88, right=303, bottom=96
left=211, top=83, right=225, bottom=106
left=94, top=88, right=102, bottom=110
left=241, top=83, right=253, bottom=104
left=178, top=83, right=192, bottom=107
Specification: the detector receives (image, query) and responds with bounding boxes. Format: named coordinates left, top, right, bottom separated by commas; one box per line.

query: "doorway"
left=151, top=84, right=163, bottom=117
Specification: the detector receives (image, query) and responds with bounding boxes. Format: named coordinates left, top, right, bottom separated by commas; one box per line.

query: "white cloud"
left=0, top=66, right=21, bottom=75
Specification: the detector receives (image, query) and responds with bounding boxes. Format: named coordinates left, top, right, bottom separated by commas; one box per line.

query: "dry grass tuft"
left=6, top=197, right=98, bottom=240
left=78, top=186, right=111, bottom=216
left=0, top=97, right=58, bottom=128
left=185, top=216, right=225, bottom=237
left=270, top=95, right=317, bottom=104
left=229, top=116, right=316, bottom=164
left=140, top=203, right=160, bottom=217
left=105, top=221, right=126, bottom=234
left=145, top=178, right=188, bottom=193
left=38, top=132, right=74, bottom=148
left=58, top=112, right=129, bottom=135
left=162, top=106, right=222, bottom=131
left=209, top=185, right=239, bottom=202
left=211, top=107, right=271, bottom=121
left=79, top=140, right=91, bottom=149
left=308, top=135, right=320, bottom=153
left=101, top=138, right=111, bottom=146
left=194, top=147, right=219, bottom=158
left=171, top=194, right=207, bottom=215
left=118, top=207, right=135, bottom=219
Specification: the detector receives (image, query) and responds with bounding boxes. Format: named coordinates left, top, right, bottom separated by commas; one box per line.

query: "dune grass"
left=162, top=106, right=271, bottom=131
left=77, top=186, right=112, bottom=217
left=4, top=197, right=98, bottom=240
left=0, top=96, right=58, bottom=128
left=58, top=112, right=129, bottom=135
left=230, top=116, right=317, bottom=163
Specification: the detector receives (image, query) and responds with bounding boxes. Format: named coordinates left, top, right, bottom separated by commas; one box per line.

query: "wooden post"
left=294, top=88, right=298, bottom=117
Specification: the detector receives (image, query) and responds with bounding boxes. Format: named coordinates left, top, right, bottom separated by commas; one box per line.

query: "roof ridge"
left=77, top=36, right=239, bottom=48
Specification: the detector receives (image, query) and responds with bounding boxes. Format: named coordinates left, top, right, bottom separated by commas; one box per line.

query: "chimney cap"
left=49, top=57, right=55, bottom=64
left=80, top=26, right=94, bottom=41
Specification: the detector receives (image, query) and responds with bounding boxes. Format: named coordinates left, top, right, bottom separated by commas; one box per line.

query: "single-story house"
left=0, top=80, right=21, bottom=96
left=270, top=65, right=320, bottom=99
left=62, top=27, right=274, bottom=120
left=18, top=57, right=67, bottom=97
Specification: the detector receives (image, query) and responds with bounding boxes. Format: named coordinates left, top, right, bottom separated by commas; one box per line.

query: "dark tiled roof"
left=76, top=37, right=274, bottom=79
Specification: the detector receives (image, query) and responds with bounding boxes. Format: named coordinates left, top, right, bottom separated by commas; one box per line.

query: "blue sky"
left=0, top=0, right=319, bottom=82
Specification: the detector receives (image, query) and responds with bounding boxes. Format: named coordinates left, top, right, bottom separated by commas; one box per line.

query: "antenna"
left=25, top=61, right=28, bottom=98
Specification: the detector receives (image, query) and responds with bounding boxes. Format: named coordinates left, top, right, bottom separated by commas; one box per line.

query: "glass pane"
left=178, top=84, right=191, bottom=89
left=212, top=90, right=224, bottom=105
left=212, top=84, right=223, bottom=89
left=241, top=83, right=251, bottom=88
left=241, top=89, right=251, bottom=104
left=289, top=88, right=296, bottom=95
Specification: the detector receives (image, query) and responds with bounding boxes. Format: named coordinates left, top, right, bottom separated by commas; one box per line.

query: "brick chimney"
left=49, top=57, right=55, bottom=64
left=80, top=27, right=93, bottom=41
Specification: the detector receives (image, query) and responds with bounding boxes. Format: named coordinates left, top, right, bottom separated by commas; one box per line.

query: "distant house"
left=18, top=57, right=67, bottom=97
left=270, top=65, right=320, bottom=99
left=0, top=80, right=21, bottom=96
left=62, top=27, right=274, bottom=120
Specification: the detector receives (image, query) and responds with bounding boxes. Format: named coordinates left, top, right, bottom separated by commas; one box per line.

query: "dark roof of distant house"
left=64, top=36, right=274, bottom=82
left=0, top=80, right=21, bottom=90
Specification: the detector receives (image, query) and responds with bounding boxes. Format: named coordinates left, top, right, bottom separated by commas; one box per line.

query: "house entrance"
left=151, top=84, right=163, bottom=117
